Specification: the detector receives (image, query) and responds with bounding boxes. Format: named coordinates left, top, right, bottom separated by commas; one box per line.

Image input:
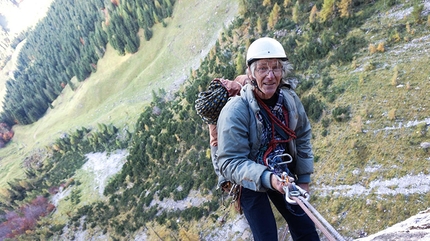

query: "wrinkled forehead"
left=255, top=58, right=282, bottom=67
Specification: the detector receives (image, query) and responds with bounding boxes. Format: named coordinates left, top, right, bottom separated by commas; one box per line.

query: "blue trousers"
left=240, top=188, right=320, bottom=241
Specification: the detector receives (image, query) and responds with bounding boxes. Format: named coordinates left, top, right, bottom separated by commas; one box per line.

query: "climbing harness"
left=273, top=156, right=346, bottom=241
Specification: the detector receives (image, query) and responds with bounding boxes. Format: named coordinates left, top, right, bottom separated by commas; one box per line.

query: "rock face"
left=356, top=208, right=430, bottom=241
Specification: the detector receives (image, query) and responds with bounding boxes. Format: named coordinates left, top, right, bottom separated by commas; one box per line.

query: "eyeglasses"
left=255, top=65, right=283, bottom=76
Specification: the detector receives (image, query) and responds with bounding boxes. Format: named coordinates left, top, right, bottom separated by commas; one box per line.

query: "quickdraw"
left=220, top=181, right=242, bottom=215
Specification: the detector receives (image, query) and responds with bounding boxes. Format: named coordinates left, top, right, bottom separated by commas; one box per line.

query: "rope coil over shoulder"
left=195, top=78, right=229, bottom=125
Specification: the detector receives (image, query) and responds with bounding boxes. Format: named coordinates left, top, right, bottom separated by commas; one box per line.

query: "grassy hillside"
left=0, top=0, right=239, bottom=188
left=302, top=2, right=430, bottom=237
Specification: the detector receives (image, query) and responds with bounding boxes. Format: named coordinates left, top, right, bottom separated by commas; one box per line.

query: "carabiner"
left=269, top=153, right=293, bottom=165
left=284, top=183, right=310, bottom=205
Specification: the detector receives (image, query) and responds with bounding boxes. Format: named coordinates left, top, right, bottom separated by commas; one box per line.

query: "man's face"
left=253, top=59, right=283, bottom=100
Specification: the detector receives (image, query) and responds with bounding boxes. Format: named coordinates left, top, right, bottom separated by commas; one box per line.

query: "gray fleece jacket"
left=217, top=83, right=314, bottom=192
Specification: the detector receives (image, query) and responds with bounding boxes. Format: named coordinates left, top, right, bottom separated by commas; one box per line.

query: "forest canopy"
left=0, top=0, right=174, bottom=127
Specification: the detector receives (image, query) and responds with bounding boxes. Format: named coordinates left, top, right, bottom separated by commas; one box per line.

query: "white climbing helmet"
left=246, top=37, right=288, bottom=66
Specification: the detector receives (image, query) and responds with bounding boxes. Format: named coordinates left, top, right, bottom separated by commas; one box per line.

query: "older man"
left=217, top=37, right=320, bottom=241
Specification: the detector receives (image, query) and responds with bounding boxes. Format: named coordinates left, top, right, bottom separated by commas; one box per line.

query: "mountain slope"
left=0, top=0, right=429, bottom=240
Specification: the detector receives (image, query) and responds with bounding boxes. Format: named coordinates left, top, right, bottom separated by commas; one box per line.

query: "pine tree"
left=124, top=34, right=140, bottom=53
left=144, top=27, right=153, bottom=41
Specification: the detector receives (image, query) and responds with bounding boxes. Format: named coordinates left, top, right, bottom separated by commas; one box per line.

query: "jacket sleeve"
left=217, top=98, right=270, bottom=192
left=288, top=90, right=314, bottom=183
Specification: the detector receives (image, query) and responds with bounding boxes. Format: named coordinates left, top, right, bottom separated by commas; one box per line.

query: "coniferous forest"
left=0, top=0, right=173, bottom=126
left=0, top=0, right=429, bottom=239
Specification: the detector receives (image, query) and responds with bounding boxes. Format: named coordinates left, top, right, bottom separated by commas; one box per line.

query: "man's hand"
left=270, top=174, right=286, bottom=194
left=271, top=174, right=311, bottom=195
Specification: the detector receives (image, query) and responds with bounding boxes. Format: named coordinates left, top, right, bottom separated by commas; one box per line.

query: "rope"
left=280, top=223, right=290, bottom=241
left=255, top=94, right=296, bottom=141
left=291, top=196, right=343, bottom=241
left=298, top=196, right=346, bottom=241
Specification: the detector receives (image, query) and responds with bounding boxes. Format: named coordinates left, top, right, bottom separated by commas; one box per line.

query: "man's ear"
left=246, top=67, right=254, bottom=80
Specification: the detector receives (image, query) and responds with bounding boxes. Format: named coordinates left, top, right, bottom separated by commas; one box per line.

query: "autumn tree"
left=179, top=228, right=200, bottom=241
left=377, top=42, right=385, bottom=52
left=368, top=43, right=377, bottom=54
left=0, top=196, right=54, bottom=239
left=292, top=1, right=300, bottom=23
left=267, top=3, right=281, bottom=29
left=257, top=16, right=264, bottom=34
left=337, top=0, right=352, bottom=18
left=0, top=123, right=14, bottom=148
left=235, top=53, right=245, bottom=75
left=320, top=0, right=336, bottom=23
left=309, top=5, right=319, bottom=23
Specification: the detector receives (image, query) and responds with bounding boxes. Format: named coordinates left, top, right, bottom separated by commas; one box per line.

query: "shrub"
left=368, top=43, right=377, bottom=54
left=376, top=42, right=385, bottom=52
left=331, top=36, right=366, bottom=63
left=326, top=92, right=337, bottom=103
left=389, top=29, right=401, bottom=43
left=414, top=123, right=428, bottom=138
left=302, top=94, right=325, bottom=122
left=296, top=79, right=315, bottom=94
left=321, top=118, right=331, bottom=128
left=364, top=61, right=375, bottom=71
left=412, top=4, right=424, bottom=23
left=321, top=129, right=329, bottom=137
left=386, top=0, right=397, bottom=6
left=332, top=106, right=351, bottom=122
left=387, top=109, right=396, bottom=120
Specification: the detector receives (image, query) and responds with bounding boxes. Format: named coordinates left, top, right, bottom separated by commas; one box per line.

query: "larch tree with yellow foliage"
left=179, top=228, right=200, bottom=241
left=268, top=3, right=281, bottom=29
left=320, top=0, right=336, bottom=23
left=263, top=0, right=271, bottom=7
left=292, top=1, right=300, bottom=23
left=309, top=5, right=319, bottom=23
left=376, top=42, right=385, bottom=52
left=337, top=0, right=352, bottom=18
left=257, top=16, right=264, bottom=34
left=235, top=53, right=246, bottom=75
